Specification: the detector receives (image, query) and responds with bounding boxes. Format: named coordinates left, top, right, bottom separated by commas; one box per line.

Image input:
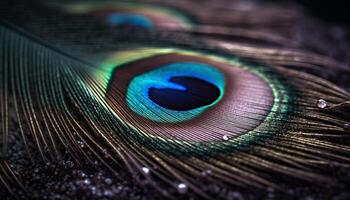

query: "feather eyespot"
left=57, top=2, right=193, bottom=30
left=92, top=48, right=291, bottom=154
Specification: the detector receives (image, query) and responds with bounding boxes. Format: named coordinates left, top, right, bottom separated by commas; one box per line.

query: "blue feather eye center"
left=126, top=62, right=225, bottom=123
left=149, top=76, right=220, bottom=111
left=106, top=13, right=153, bottom=29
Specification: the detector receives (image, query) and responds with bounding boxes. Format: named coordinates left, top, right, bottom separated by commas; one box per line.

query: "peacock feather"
left=0, top=0, right=350, bottom=199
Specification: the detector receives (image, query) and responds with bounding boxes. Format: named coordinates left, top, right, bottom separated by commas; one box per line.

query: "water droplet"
left=102, top=149, right=109, bottom=158
left=142, top=167, right=150, bottom=174
left=78, top=171, right=87, bottom=178
left=201, top=169, right=212, bottom=176
left=105, top=178, right=112, bottom=185
left=83, top=178, right=91, bottom=185
left=90, top=186, right=97, bottom=194
left=77, top=140, right=84, bottom=148
left=317, top=99, right=327, bottom=109
left=177, top=183, right=188, bottom=194
left=344, top=123, right=350, bottom=131
left=223, top=135, right=229, bottom=140
left=103, top=190, right=113, bottom=197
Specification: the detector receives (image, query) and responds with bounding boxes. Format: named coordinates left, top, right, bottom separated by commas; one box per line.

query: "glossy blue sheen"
left=106, top=13, right=153, bottom=29
left=126, top=62, right=225, bottom=123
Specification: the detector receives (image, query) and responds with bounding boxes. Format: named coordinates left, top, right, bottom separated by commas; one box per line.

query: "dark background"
left=267, top=0, right=350, bottom=24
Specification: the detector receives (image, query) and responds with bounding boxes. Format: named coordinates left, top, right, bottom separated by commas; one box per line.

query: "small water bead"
left=201, top=169, right=212, bottom=176
left=90, top=186, right=97, bottom=195
left=317, top=99, right=327, bottom=109
left=83, top=178, right=91, bottom=185
left=141, top=167, right=150, bottom=174
left=105, top=178, right=113, bottom=185
left=77, top=140, right=85, bottom=148
left=78, top=171, right=87, bottom=178
left=103, top=190, right=113, bottom=197
left=177, top=183, right=188, bottom=194
left=222, top=135, right=229, bottom=141
left=344, top=123, right=350, bottom=131
left=102, top=149, right=109, bottom=158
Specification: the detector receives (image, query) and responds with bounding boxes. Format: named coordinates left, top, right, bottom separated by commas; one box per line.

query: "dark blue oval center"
left=148, top=76, right=220, bottom=111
